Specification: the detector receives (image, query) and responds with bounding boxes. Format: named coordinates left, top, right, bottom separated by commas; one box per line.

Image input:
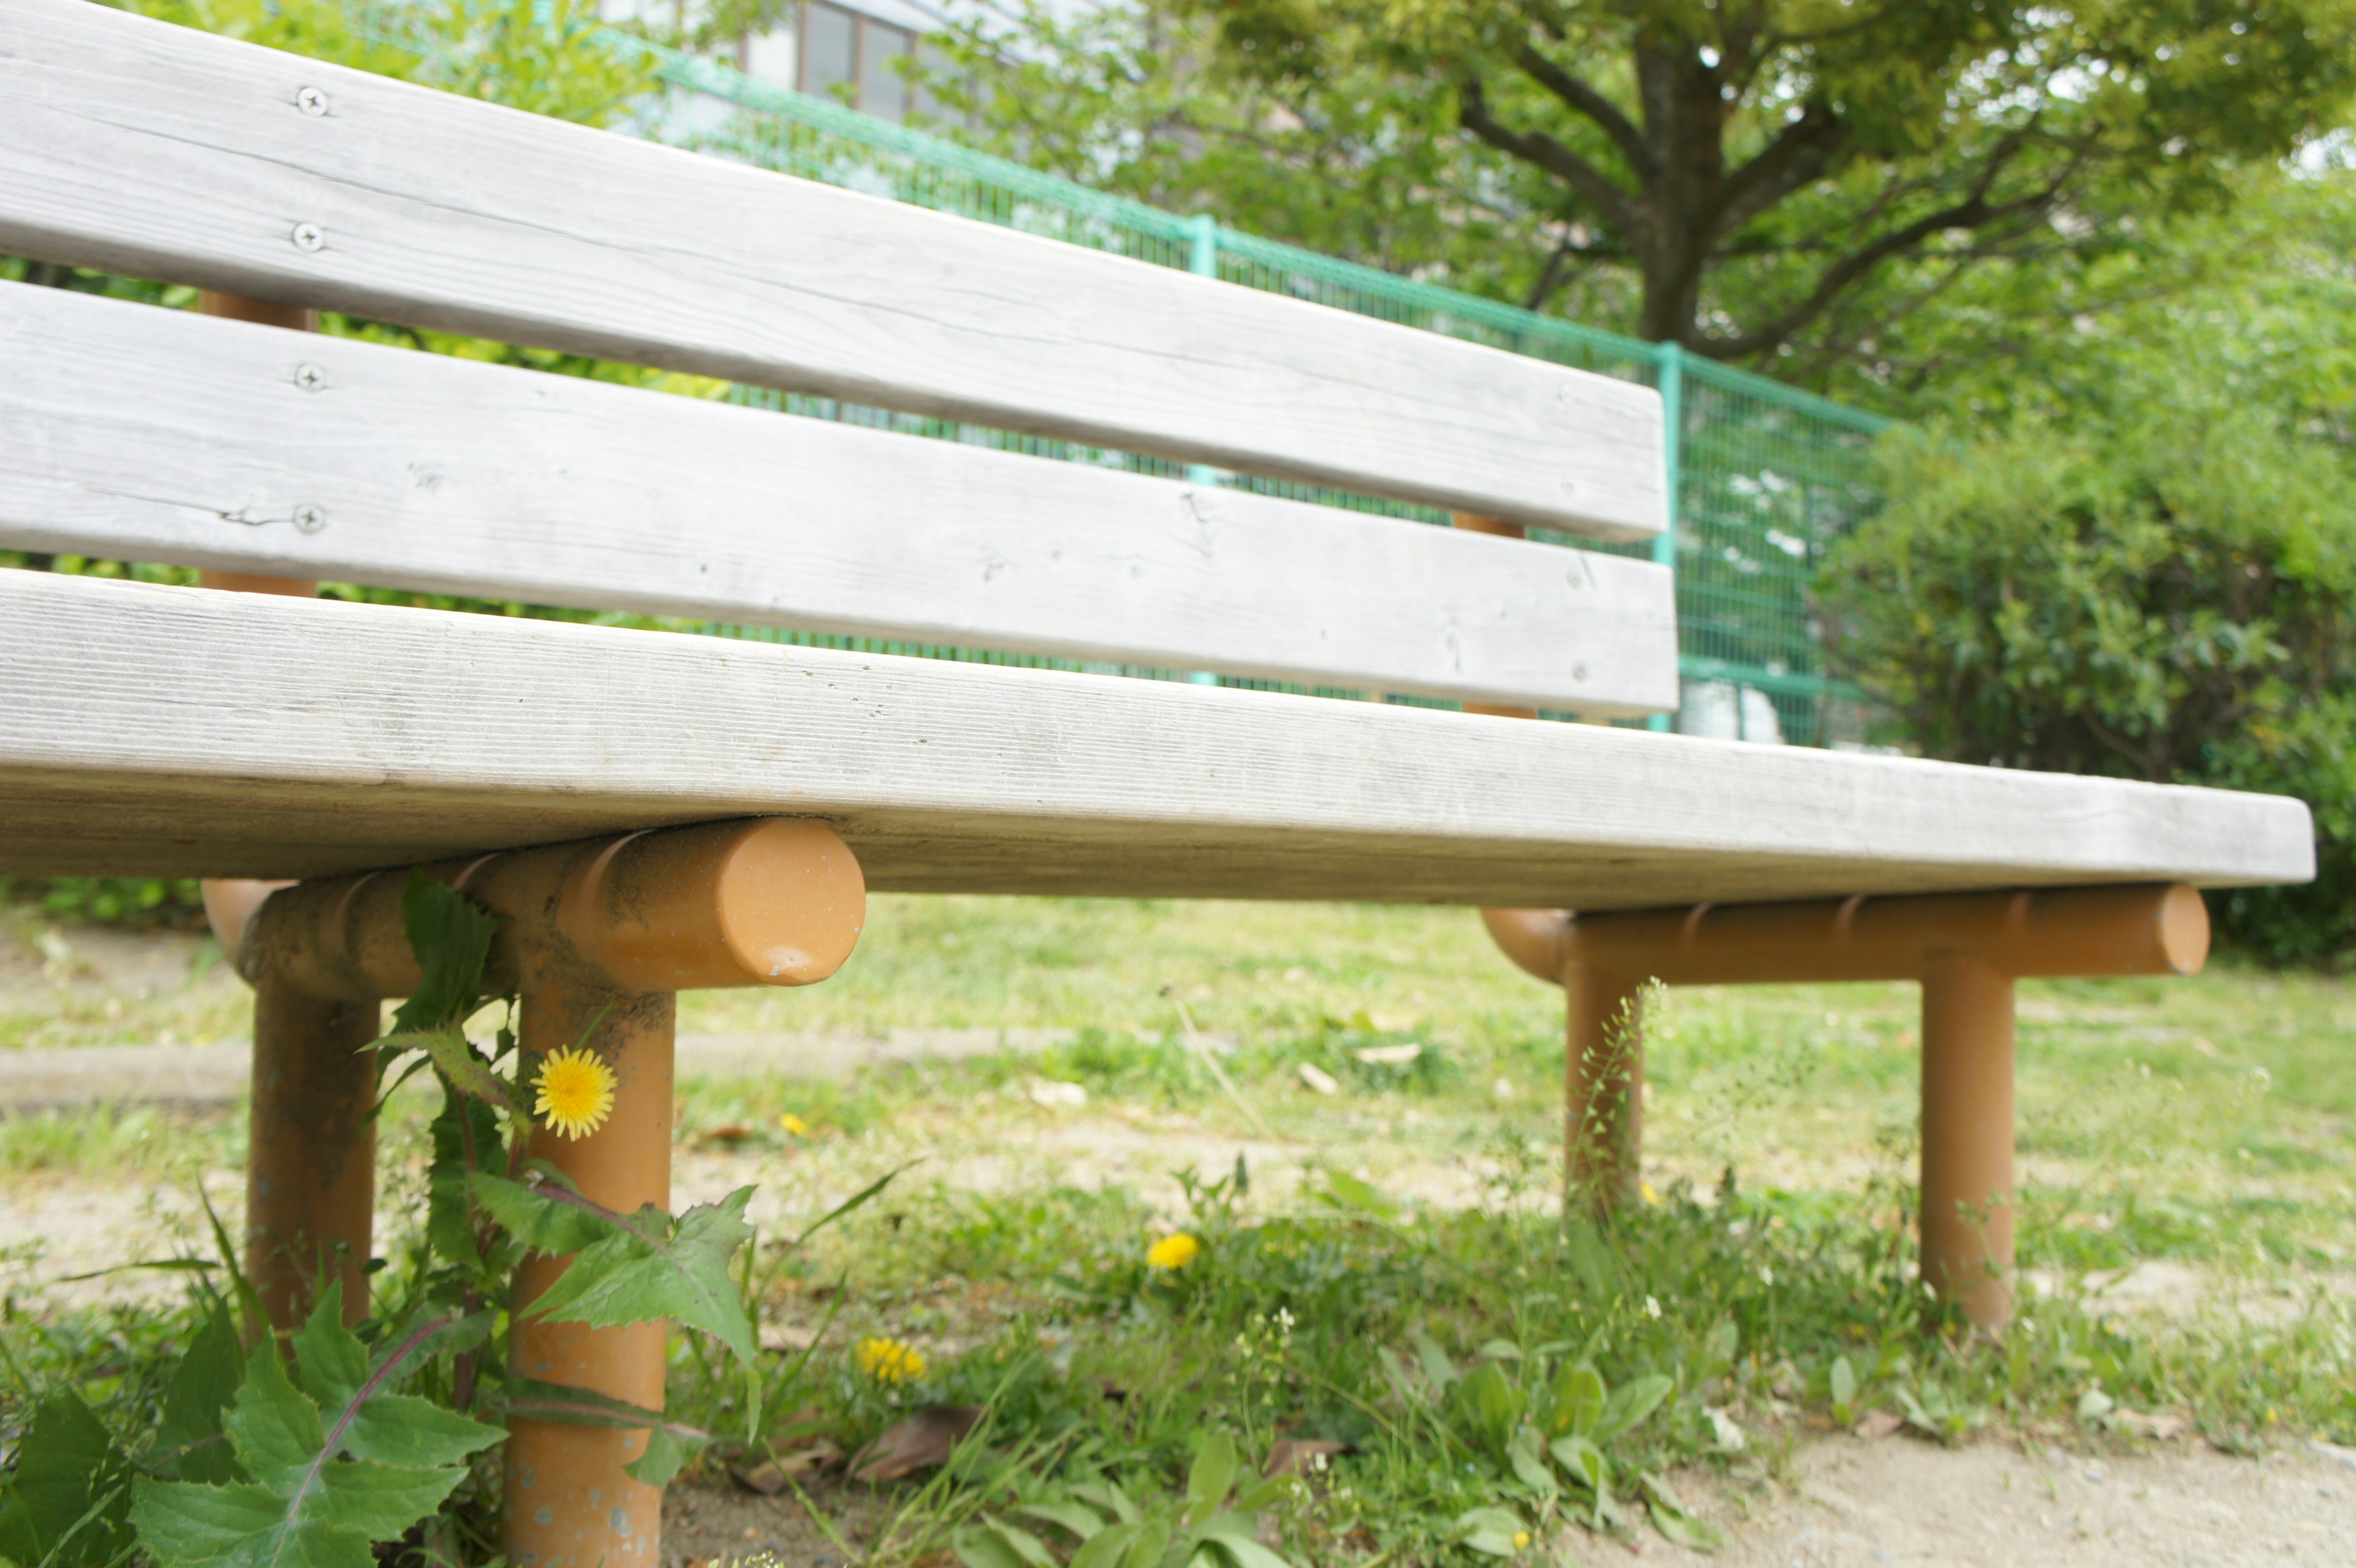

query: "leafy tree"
left=936, top=0, right=2356, bottom=371
left=1822, top=196, right=2356, bottom=961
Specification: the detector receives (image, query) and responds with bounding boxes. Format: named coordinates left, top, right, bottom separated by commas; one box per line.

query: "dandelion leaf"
left=156, top=1306, right=248, bottom=1483
left=496, top=1378, right=709, bottom=1486
left=391, top=1029, right=512, bottom=1116
left=131, top=1294, right=501, bottom=1568
left=0, top=1388, right=139, bottom=1568
left=472, top=1176, right=757, bottom=1370
left=387, top=875, right=501, bottom=1037
left=426, top=1093, right=509, bottom=1280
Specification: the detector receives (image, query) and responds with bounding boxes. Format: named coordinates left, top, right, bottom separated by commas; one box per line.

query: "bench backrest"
left=0, top=0, right=1677, bottom=715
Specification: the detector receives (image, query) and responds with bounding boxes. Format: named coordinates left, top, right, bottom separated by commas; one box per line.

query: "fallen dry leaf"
left=1852, top=1409, right=1905, bottom=1440
left=1264, top=1437, right=1355, bottom=1477
left=1297, top=1063, right=1340, bottom=1095
left=2117, top=1409, right=2190, bottom=1441
left=849, top=1405, right=984, bottom=1484
left=731, top=1462, right=790, bottom=1497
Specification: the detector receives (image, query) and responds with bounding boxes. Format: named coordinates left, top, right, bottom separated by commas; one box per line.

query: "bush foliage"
left=1825, top=411, right=2356, bottom=965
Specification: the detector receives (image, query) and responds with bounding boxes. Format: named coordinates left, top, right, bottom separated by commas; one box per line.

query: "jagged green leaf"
left=386, top=874, right=501, bottom=1038
left=131, top=1294, right=502, bottom=1568
left=384, top=1029, right=512, bottom=1116
left=466, top=1171, right=607, bottom=1258
left=155, top=1307, right=247, bottom=1484
left=472, top=1176, right=757, bottom=1369
left=426, top=1093, right=508, bottom=1280
left=0, top=1389, right=139, bottom=1568
left=494, top=1379, right=710, bottom=1486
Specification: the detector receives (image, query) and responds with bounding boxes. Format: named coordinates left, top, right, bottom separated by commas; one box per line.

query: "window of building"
left=801, top=1, right=856, bottom=99
left=858, top=19, right=913, bottom=121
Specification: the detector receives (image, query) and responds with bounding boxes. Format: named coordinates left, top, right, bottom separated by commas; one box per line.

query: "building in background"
left=610, top=0, right=961, bottom=123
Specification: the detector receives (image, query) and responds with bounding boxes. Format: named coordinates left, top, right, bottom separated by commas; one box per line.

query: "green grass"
left=2, top=894, right=2352, bottom=1564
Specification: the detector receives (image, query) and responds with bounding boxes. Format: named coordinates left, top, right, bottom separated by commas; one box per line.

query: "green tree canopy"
left=941, top=0, right=2356, bottom=371
left=1822, top=174, right=2356, bottom=962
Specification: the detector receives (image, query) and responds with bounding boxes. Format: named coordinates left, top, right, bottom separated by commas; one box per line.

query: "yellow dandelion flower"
left=779, top=1112, right=810, bottom=1136
left=1512, top=1532, right=1531, bottom=1550
left=1145, top=1232, right=1202, bottom=1271
left=855, top=1337, right=926, bottom=1383
left=533, top=1046, right=616, bottom=1140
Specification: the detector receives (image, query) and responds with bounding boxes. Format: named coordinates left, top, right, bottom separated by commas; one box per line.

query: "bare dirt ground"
left=644, top=1434, right=2356, bottom=1567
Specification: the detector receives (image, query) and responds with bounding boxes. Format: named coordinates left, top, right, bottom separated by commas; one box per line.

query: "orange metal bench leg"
left=1481, top=886, right=2206, bottom=1331
left=1564, top=961, right=1646, bottom=1213
left=244, top=974, right=379, bottom=1328
left=504, top=975, right=674, bottom=1568
left=1919, top=953, right=2017, bottom=1328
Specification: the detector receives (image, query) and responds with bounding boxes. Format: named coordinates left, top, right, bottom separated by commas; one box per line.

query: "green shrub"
left=0, top=875, right=209, bottom=930
left=1823, top=413, right=2356, bottom=966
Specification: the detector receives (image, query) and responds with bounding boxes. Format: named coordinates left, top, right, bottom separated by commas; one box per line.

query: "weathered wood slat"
left=0, top=284, right=1677, bottom=714
left=0, top=573, right=2315, bottom=901
left=0, top=0, right=1666, bottom=539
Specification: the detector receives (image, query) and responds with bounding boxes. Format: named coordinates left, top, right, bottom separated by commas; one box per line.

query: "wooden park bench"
left=0, top=0, right=2313, bottom=1558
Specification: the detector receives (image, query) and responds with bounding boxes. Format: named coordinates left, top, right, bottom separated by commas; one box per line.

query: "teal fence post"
left=1184, top=213, right=1220, bottom=491
left=1185, top=213, right=1223, bottom=688
left=1649, top=341, right=1684, bottom=734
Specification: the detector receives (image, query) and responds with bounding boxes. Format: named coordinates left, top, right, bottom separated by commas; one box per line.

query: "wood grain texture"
left=0, top=573, right=2314, bottom=902
left=0, top=285, right=1677, bottom=715
left=0, top=0, right=1665, bottom=539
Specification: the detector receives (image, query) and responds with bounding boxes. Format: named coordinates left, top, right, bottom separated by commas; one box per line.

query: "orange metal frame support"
left=209, top=818, right=866, bottom=1567
left=1447, top=512, right=2211, bottom=1331
left=1481, top=884, right=2210, bottom=1328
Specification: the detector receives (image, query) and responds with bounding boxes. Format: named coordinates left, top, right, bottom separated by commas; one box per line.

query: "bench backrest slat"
left=0, top=0, right=1666, bottom=540
left=0, top=282, right=1678, bottom=713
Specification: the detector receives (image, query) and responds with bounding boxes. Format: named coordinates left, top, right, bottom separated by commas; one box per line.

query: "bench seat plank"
left=0, top=284, right=1677, bottom=715
left=0, top=0, right=1665, bottom=539
left=0, top=573, right=2313, bottom=904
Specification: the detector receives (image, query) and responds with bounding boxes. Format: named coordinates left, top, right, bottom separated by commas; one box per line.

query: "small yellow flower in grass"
left=532, top=1046, right=616, bottom=1140
left=855, top=1337, right=926, bottom=1384
left=1146, top=1232, right=1202, bottom=1272
left=1641, top=1182, right=1660, bottom=1205
left=779, top=1112, right=809, bottom=1136
left=1512, top=1532, right=1531, bottom=1551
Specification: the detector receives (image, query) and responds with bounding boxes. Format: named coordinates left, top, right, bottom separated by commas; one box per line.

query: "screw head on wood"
left=291, top=222, right=325, bottom=253
left=292, top=504, right=326, bottom=534
left=295, top=86, right=329, bottom=116
left=293, top=363, right=328, bottom=392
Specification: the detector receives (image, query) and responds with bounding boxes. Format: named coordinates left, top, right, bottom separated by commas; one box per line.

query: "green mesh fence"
left=639, top=44, right=1892, bottom=744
